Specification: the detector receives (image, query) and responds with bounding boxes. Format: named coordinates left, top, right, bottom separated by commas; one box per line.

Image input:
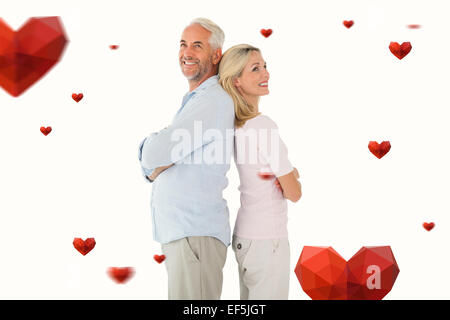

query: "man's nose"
left=182, top=46, right=195, bottom=59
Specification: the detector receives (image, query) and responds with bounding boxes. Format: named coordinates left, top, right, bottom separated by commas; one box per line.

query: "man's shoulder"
left=198, top=80, right=233, bottom=105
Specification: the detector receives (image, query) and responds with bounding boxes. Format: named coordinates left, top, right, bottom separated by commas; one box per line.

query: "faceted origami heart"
left=40, top=126, right=52, bottom=136
left=295, top=246, right=400, bottom=300
left=389, top=41, right=412, bottom=60
left=73, top=237, right=96, bottom=256
left=153, top=254, right=166, bottom=264
left=0, top=16, right=68, bottom=97
left=368, top=141, right=391, bottom=159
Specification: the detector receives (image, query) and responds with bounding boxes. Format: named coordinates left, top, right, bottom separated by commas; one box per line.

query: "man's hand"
left=147, top=164, right=174, bottom=181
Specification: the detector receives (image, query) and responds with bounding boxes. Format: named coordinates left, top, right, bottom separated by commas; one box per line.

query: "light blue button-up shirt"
left=138, top=75, right=235, bottom=246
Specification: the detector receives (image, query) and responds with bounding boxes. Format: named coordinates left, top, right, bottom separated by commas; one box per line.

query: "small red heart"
left=153, top=254, right=166, bottom=264
left=109, top=45, right=119, bottom=50
left=407, top=24, right=421, bottom=29
left=343, top=20, right=354, bottom=28
left=258, top=172, right=275, bottom=180
left=108, top=267, right=134, bottom=284
left=423, top=222, right=435, bottom=231
left=72, top=93, right=83, bottom=102
left=73, top=237, right=96, bottom=256
left=260, top=29, right=272, bottom=38
left=40, top=126, right=52, bottom=136
left=389, top=42, right=412, bottom=60
left=368, top=141, right=391, bottom=159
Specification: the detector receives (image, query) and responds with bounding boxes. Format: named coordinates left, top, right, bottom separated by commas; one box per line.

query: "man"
left=137, top=18, right=235, bottom=300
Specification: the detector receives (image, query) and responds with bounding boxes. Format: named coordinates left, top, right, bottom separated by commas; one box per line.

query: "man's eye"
left=253, top=67, right=259, bottom=71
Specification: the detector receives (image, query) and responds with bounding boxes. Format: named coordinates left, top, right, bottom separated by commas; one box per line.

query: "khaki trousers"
left=232, top=235, right=290, bottom=300
left=161, top=236, right=227, bottom=300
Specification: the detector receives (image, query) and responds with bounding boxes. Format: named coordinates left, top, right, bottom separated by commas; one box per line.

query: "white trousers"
left=232, top=234, right=290, bottom=300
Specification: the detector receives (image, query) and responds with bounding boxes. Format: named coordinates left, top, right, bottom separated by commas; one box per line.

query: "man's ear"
left=213, top=48, right=222, bottom=65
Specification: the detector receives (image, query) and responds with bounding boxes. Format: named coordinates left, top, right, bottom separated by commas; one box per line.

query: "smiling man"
left=138, top=18, right=235, bottom=300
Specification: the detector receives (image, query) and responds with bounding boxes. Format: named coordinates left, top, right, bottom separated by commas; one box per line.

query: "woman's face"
left=234, top=51, right=270, bottom=100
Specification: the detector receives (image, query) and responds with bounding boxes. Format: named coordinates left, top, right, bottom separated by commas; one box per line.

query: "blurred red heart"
left=260, top=29, right=272, bottom=38
left=109, top=45, right=119, bottom=49
left=389, top=42, right=412, bottom=59
left=0, top=17, right=68, bottom=97
left=72, top=93, right=83, bottom=102
left=40, top=126, right=52, bottom=136
left=343, top=20, right=354, bottom=28
left=407, top=24, right=421, bottom=29
left=258, top=172, right=275, bottom=180
left=154, top=254, right=166, bottom=264
left=73, top=237, right=96, bottom=255
left=368, top=141, right=391, bottom=159
left=108, top=267, right=134, bottom=284
left=423, top=222, right=435, bottom=231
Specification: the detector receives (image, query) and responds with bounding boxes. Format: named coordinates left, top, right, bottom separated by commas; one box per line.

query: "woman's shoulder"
left=245, top=114, right=278, bottom=129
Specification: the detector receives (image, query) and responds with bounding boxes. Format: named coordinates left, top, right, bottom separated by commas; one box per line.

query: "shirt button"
left=237, top=243, right=242, bottom=250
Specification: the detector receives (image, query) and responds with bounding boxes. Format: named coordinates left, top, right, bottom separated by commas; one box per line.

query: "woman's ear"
left=233, top=77, right=240, bottom=88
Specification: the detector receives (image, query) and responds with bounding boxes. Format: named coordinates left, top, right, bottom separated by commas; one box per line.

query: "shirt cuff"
left=141, top=166, right=154, bottom=183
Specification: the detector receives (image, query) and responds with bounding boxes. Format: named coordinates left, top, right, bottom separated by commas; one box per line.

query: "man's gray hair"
left=189, top=17, right=225, bottom=50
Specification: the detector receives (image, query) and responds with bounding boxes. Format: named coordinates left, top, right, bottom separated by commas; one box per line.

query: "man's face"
left=179, top=24, right=216, bottom=81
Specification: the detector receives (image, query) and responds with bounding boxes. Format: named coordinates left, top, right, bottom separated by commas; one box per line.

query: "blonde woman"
left=218, top=44, right=302, bottom=300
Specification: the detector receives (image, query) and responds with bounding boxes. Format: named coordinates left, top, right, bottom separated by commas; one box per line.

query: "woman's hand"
left=292, top=167, right=299, bottom=179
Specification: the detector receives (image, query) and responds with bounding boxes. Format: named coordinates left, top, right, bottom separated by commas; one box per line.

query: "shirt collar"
left=187, top=75, right=218, bottom=96
left=179, top=75, right=218, bottom=114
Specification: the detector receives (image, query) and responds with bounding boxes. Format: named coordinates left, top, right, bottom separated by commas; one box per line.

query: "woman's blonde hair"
left=218, top=44, right=262, bottom=128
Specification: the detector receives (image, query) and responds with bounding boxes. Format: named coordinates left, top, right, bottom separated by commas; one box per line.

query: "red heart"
left=368, top=141, right=391, bottom=159
left=343, top=20, right=354, bottom=28
left=40, top=126, right=52, bottom=136
left=389, top=41, right=412, bottom=60
left=407, top=24, right=421, bottom=29
left=260, top=29, right=272, bottom=38
left=108, top=267, right=134, bottom=284
left=295, top=246, right=400, bottom=300
left=0, top=17, right=68, bottom=97
left=258, top=172, right=275, bottom=180
left=153, top=254, right=166, bottom=264
left=423, top=222, right=435, bottom=231
left=72, top=93, right=83, bottom=102
left=73, top=237, right=96, bottom=256
left=109, top=45, right=119, bottom=50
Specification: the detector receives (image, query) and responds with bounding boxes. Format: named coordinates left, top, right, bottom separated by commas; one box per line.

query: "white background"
left=0, top=0, right=449, bottom=299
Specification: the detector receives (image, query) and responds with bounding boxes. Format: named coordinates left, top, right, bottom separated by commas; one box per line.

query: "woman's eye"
left=253, top=67, right=259, bottom=71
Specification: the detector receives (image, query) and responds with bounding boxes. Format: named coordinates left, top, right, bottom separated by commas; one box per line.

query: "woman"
left=218, top=44, right=302, bottom=300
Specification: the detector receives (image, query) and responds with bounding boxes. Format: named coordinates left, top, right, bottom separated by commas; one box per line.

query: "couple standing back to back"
left=138, top=17, right=302, bottom=300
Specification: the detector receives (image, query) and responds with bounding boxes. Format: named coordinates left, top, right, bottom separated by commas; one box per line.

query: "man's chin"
left=183, top=72, right=201, bottom=81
